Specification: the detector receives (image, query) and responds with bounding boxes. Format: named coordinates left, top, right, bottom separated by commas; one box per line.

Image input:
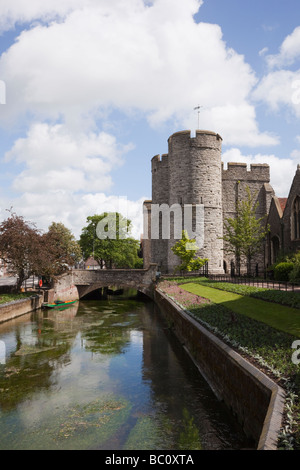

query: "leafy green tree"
left=41, top=222, right=82, bottom=279
left=79, top=213, right=142, bottom=269
left=222, top=187, right=269, bottom=276
left=171, top=230, right=208, bottom=273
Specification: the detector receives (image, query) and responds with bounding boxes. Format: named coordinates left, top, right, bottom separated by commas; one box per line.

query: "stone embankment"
left=154, top=288, right=285, bottom=450
left=0, top=294, right=43, bottom=324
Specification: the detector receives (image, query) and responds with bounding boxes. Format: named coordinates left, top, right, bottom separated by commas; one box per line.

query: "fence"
left=161, top=262, right=209, bottom=279
left=208, top=274, right=300, bottom=292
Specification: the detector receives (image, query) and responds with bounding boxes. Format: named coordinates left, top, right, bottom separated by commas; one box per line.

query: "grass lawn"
left=0, top=292, right=33, bottom=305
left=181, top=282, right=300, bottom=338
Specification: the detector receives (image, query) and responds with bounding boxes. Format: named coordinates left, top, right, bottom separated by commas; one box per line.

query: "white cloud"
left=183, top=104, right=279, bottom=147
left=0, top=0, right=274, bottom=147
left=0, top=191, right=147, bottom=240
left=0, top=0, right=285, bottom=241
left=1, top=122, right=144, bottom=239
left=259, top=47, right=269, bottom=57
left=253, top=69, right=300, bottom=117
left=4, top=122, right=132, bottom=193
left=0, top=0, right=115, bottom=33
left=253, top=27, right=300, bottom=117
left=266, top=26, right=300, bottom=69
left=222, top=148, right=298, bottom=197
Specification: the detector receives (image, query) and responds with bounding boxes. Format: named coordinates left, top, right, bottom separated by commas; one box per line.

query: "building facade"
left=143, top=129, right=279, bottom=275
left=266, top=165, right=300, bottom=266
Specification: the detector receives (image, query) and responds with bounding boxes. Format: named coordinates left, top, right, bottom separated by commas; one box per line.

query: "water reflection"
left=0, top=295, right=254, bottom=450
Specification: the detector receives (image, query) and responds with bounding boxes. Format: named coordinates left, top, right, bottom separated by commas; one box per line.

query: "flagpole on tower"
left=194, top=105, right=202, bottom=130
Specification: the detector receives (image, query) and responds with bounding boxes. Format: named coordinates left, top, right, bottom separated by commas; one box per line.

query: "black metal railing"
left=208, top=274, right=300, bottom=292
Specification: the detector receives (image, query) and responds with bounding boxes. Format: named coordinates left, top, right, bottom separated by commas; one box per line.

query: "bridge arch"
left=51, top=264, right=158, bottom=302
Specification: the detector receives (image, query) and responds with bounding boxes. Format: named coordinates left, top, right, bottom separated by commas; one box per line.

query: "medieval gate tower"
left=143, top=129, right=274, bottom=275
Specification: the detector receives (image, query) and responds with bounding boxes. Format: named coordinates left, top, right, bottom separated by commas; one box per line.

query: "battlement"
left=151, top=154, right=169, bottom=172
left=222, top=162, right=270, bottom=182
left=168, top=129, right=222, bottom=150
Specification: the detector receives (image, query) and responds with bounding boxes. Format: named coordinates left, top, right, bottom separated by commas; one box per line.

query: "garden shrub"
left=289, top=259, right=300, bottom=284
left=274, top=262, right=294, bottom=281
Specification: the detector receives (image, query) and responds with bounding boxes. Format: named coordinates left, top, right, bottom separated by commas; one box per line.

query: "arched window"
left=271, top=236, right=280, bottom=263
left=292, top=196, right=300, bottom=240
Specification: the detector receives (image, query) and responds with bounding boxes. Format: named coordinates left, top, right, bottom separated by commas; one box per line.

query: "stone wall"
left=53, top=265, right=158, bottom=301
left=266, top=197, right=284, bottom=266
left=154, top=289, right=285, bottom=450
left=222, top=163, right=274, bottom=274
left=0, top=294, right=44, bottom=324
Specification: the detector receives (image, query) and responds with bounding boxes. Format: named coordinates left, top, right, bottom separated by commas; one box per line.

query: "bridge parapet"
left=52, top=264, right=158, bottom=301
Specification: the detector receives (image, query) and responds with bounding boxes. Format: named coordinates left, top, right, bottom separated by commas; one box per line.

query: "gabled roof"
left=268, top=196, right=286, bottom=220
left=278, top=198, right=287, bottom=213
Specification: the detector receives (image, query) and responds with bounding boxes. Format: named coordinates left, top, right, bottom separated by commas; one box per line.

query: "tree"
left=0, top=212, right=43, bottom=290
left=40, top=222, right=82, bottom=280
left=79, top=213, right=142, bottom=269
left=171, top=230, right=208, bottom=273
left=222, top=187, right=269, bottom=276
left=0, top=212, right=83, bottom=290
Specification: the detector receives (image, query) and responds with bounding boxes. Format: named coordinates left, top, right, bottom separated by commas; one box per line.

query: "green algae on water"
left=0, top=394, right=132, bottom=450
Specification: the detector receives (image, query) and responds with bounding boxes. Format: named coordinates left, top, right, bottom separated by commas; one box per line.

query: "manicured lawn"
left=181, top=282, right=300, bottom=338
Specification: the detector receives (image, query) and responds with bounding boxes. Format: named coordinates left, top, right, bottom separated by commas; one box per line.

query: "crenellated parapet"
left=152, top=153, right=169, bottom=206
left=151, top=153, right=169, bottom=171
left=222, top=162, right=270, bottom=182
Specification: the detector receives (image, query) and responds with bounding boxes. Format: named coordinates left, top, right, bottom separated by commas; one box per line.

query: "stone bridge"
left=49, top=264, right=158, bottom=302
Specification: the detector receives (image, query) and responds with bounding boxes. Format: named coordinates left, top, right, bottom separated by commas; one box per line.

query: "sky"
left=0, top=0, right=300, bottom=240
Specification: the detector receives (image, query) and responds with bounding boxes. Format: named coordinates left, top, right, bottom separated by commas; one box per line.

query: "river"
left=0, top=292, right=254, bottom=450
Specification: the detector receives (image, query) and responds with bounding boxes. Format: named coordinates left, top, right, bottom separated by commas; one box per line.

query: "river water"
left=0, top=293, right=254, bottom=450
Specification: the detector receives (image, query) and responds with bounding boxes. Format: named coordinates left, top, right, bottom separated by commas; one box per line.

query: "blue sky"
left=0, top=0, right=299, bottom=239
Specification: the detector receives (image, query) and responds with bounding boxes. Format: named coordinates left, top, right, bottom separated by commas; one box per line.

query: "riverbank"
left=0, top=293, right=44, bottom=323
left=0, top=292, right=33, bottom=305
left=157, top=278, right=300, bottom=450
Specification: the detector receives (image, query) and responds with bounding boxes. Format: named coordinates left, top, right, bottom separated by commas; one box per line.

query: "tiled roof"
left=278, top=198, right=287, bottom=213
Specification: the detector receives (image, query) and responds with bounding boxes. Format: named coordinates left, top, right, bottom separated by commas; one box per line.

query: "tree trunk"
left=16, top=275, right=25, bottom=292
left=247, top=255, right=252, bottom=277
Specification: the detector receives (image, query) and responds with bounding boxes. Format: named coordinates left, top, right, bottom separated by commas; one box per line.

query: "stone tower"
left=144, top=130, right=224, bottom=274
left=143, top=129, right=274, bottom=275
